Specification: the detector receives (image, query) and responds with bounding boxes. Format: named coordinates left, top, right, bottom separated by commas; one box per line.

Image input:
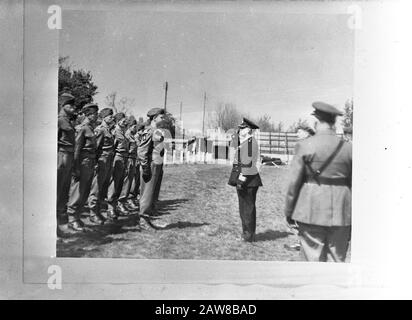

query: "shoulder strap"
left=311, top=139, right=345, bottom=178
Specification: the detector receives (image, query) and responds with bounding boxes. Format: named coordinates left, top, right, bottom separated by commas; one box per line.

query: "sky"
left=59, top=7, right=354, bottom=133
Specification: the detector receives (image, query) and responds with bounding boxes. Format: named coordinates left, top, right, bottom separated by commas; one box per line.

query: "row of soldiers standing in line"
left=57, top=93, right=167, bottom=236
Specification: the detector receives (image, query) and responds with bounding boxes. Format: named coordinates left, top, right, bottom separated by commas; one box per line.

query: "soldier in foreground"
left=284, top=102, right=352, bottom=262
left=87, top=108, right=115, bottom=225
left=66, top=103, right=99, bottom=232
left=56, top=93, right=77, bottom=236
left=138, top=108, right=166, bottom=227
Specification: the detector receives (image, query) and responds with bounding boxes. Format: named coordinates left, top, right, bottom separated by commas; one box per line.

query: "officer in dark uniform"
left=284, top=102, right=352, bottom=262
left=138, top=108, right=166, bottom=224
left=231, top=118, right=263, bottom=242
left=66, top=103, right=99, bottom=231
left=87, top=107, right=115, bottom=225
left=128, top=123, right=146, bottom=207
left=57, top=93, right=77, bottom=234
left=107, top=112, right=130, bottom=219
left=118, top=118, right=139, bottom=213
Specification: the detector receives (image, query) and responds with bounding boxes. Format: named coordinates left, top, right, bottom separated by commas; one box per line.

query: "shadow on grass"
left=255, top=229, right=294, bottom=242
left=57, top=214, right=141, bottom=257
left=160, top=221, right=209, bottom=230
left=155, top=198, right=191, bottom=216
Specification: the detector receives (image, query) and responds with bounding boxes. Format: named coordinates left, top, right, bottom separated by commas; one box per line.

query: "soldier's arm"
left=239, top=139, right=253, bottom=168
left=95, top=127, right=104, bottom=159
left=138, top=131, right=153, bottom=175
left=284, top=142, right=306, bottom=218
left=73, top=127, right=85, bottom=172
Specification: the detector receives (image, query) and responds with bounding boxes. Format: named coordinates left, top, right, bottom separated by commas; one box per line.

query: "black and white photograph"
left=56, top=3, right=353, bottom=262
left=2, top=0, right=412, bottom=300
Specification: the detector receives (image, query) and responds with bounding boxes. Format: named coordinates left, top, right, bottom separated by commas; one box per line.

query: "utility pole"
left=164, top=81, right=168, bottom=112
left=202, top=92, right=206, bottom=137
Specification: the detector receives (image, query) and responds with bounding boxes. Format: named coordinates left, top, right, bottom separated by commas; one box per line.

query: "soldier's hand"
left=286, top=217, right=297, bottom=229
left=72, top=168, right=81, bottom=181
left=142, top=170, right=152, bottom=182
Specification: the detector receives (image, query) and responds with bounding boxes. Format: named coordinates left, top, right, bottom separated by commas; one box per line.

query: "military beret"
left=147, top=107, right=165, bottom=118
left=343, top=125, right=353, bottom=134
left=312, top=102, right=343, bottom=117
left=114, top=112, right=126, bottom=123
left=81, top=103, right=99, bottom=115
left=99, top=108, right=114, bottom=118
left=238, top=117, right=259, bottom=130
left=59, top=93, right=75, bottom=107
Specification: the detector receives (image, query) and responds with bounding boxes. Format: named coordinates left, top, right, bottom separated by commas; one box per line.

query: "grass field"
left=56, top=164, right=304, bottom=261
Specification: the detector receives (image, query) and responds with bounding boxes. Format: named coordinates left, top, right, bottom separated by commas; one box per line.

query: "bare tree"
left=208, top=102, right=242, bottom=131
left=104, top=91, right=135, bottom=114
left=287, top=118, right=309, bottom=132
left=341, top=99, right=353, bottom=128
left=256, top=114, right=275, bottom=132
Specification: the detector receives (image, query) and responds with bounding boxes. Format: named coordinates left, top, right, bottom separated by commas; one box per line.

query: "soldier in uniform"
left=87, top=108, right=115, bottom=225
left=138, top=108, right=166, bottom=223
left=284, top=102, right=352, bottom=262
left=118, top=118, right=139, bottom=213
left=107, top=112, right=130, bottom=220
left=128, top=123, right=146, bottom=208
left=231, top=118, right=262, bottom=242
left=66, top=103, right=99, bottom=231
left=57, top=93, right=77, bottom=235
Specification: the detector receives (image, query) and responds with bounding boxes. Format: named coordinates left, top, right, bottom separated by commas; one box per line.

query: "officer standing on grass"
left=107, top=112, right=130, bottom=220
left=66, top=103, right=99, bottom=232
left=118, top=118, right=139, bottom=213
left=57, top=93, right=77, bottom=236
left=87, top=107, right=115, bottom=225
left=284, top=102, right=352, bottom=262
left=138, top=108, right=166, bottom=228
left=231, top=118, right=262, bottom=242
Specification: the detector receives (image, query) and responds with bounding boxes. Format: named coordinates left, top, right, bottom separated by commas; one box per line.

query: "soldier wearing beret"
left=229, top=117, right=263, bottom=242
left=66, top=103, right=99, bottom=231
left=138, top=107, right=166, bottom=226
left=107, top=112, right=130, bottom=220
left=284, top=102, right=352, bottom=262
left=57, top=93, right=77, bottom=235
left=118, top=118, right=140, bottom=213
left=87, top=108, right=115, bottom=225
left=128, top=123, right=146, bottom=208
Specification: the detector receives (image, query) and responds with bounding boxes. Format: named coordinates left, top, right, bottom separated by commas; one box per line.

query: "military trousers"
left=107, top=154, right=127, bottom=210
left=56, top=150, right=74, bottom=224
left=139, top=162, right=163, bottom=216
left=66, top=155, right=96, bottom=223
left=88, top=153, right=114, bottom=215
left=129, top=163, right=141, bottom=199
left=297, top=222, right=351, bottom=262
left=119, top=157, right=137, bottom=202
left=236, top=186, right=259, bottom=241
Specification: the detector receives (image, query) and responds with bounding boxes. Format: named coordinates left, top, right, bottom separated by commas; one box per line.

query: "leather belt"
left=306, top=177, right=349, bottom=186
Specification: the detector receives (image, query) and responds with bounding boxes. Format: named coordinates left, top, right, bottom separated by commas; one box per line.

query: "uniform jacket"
left=58, top=109, right=76, bottom=153
left=284, top=128, right=352, bottom=226
left=233, top=136, right=262, bottom=187
left=137, top=126, right=153, bottom=174
left=125, top=129, right=138, bottom=160
left=74, top=119, right=97, bottom=166
left=152, top=128, right=165, bottom=165
left=94, top=123, right=114, bottom=158
left=113, top=125, right=129, bottom=157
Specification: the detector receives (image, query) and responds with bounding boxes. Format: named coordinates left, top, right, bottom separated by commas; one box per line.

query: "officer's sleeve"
left=138, top=131, right=153, bottom=174
left=73, top=127, right=85, bottom=169
left=95, top=127, right=104, bottom=159
left=284, top=142, right=306, bottom=218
